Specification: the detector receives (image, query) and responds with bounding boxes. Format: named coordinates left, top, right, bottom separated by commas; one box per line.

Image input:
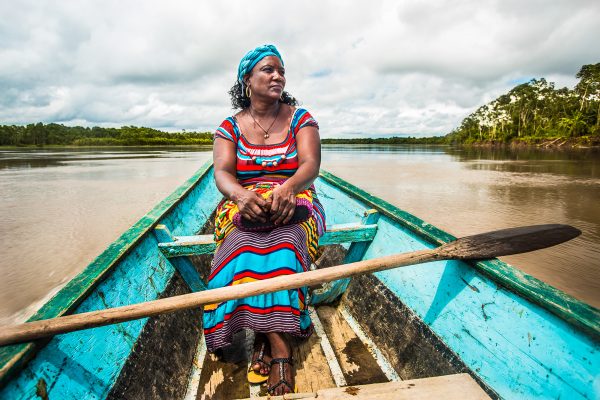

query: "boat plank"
left=196, top=331, right=250, bottom=400
left=319, top=224, right=377, bottom=246
left=316, top=373, right=490, bottom=399
left=289, top=331, right=337, bottom=394
left=316, top=305, right=388, bottom=386
left=237, top=373, right=490, bottom=399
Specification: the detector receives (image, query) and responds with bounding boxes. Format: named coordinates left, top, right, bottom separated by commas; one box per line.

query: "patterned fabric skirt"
left=203, top=184, right=325, bottom=352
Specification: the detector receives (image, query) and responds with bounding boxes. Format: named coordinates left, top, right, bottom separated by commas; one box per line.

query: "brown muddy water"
left=0, top=145, right=598, bottom=326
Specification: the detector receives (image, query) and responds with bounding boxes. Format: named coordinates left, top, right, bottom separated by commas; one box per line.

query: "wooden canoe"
left=0, top=160, right=598, bottom=399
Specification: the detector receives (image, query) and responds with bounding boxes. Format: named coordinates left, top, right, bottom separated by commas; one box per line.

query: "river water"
left=0, top=145, right=598, bottom=326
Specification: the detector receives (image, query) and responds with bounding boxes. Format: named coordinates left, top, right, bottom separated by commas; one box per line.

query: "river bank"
left=456, top=135, right=600, bottom=149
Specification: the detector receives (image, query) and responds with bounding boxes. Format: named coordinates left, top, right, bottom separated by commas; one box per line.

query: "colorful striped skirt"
left=203, top=183, right=325, bottom=352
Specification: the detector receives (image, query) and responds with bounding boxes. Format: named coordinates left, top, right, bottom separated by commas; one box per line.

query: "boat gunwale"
left=317, top=169, right=600, bottom=341
left=0, top=159, right=215, bottom=387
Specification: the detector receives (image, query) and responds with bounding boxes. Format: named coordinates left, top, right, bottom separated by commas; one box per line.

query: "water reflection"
left=446, top=146, right=600, bottom=178
left=322, top=144, right=448, bottom=154
left=0, top=147, right=212, bottom=170
left=446, top=145, right=599, bottom=161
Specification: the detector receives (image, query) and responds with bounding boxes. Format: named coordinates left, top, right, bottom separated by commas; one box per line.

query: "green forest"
left=0, top=124, right=213, bottom=146
left=1, top=63, right=598, bottom=147
left=321, top=136, right=446, bottom=144
left=446, top=63, right=600, bottom=144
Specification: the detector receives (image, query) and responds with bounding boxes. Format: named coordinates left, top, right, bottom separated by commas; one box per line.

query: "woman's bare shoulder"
left=281, top=104, right=296, bottom=121
left=233, top=109, right=247, bottom=120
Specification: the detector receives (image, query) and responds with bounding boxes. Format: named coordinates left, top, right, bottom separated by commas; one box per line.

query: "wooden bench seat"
left=235, top=373, right=491, bottom=400
left=154, top=209, right=380, bottom=302
left=158, top=222, right=378, bottom=258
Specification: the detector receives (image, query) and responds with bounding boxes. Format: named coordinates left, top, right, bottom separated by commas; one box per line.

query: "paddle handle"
left=0, top=249, right=436, bottom=346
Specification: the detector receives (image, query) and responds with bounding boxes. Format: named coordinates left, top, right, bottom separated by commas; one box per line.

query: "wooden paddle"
left=0, top=224, right=580, bottom=347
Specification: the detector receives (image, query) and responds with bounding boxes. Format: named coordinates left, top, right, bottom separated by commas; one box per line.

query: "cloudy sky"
left=1, top=1, right=599, bottom=138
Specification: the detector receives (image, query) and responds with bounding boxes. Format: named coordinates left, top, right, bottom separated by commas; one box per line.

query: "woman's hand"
left=269, top=184, right=296, bottom=225
left=234, top=190, right=269, bottom=223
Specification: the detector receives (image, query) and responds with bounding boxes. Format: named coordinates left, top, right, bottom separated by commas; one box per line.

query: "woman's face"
left=245, top=56, right=286, bottom=101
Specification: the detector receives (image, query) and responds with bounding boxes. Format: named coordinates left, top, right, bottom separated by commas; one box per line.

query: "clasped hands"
left=234, top=185, right=296, bottom=225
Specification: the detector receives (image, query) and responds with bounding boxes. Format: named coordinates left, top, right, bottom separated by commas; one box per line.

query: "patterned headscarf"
left=237, top=44, right=284, bottom=88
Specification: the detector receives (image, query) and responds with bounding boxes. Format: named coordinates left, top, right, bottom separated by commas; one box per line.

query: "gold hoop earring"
left=280, top=91, right=284, bottom=101
left=245, top=86, right=251, bottom=98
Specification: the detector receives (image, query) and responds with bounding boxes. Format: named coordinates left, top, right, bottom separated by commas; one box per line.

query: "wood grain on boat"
left=236, top=373, right=491, bottom=400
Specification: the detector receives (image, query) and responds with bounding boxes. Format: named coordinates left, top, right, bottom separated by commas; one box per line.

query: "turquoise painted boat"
left=0, top=160, right=598, bottom=399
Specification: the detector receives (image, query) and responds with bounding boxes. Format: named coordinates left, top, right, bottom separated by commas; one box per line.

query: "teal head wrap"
left=237, top=44, right=284, bottom=88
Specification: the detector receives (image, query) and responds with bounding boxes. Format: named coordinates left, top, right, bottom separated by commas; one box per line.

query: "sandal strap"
left=267, top=357, right=295, bottom=394
left=267, top=378, right=294, bottom=394
left=254, top=342, right=267, bottom=365
left=251, top=339, right=270, bottom=370
left=257, top=341, right=265, bottom=359
left=269, top=357, right=293, bottom=366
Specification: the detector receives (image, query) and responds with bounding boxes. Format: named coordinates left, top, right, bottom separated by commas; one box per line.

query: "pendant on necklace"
left=249, top=105, right=280, bottom=141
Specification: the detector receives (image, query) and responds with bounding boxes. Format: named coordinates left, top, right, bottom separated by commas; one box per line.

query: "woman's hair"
left=228, top=81, right=299, bottom=110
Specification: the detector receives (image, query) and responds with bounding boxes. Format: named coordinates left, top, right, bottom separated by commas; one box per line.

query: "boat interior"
left=192, top=303, right=489, bottom=400
left=142, top=212, right=494, bottom=399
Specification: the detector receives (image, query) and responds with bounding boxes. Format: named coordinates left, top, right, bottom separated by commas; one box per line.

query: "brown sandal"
left=267, top=357, right=296, bottom=395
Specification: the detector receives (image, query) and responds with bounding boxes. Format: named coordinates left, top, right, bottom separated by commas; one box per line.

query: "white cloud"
left=0, top=0, right=599, bottom=137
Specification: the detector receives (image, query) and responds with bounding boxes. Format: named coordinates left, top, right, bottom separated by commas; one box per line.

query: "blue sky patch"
left=508, top=77, right=533, bottom=85
left=309, top=69, right=333, bottom=78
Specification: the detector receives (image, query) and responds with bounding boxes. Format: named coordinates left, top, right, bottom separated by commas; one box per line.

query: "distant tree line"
left=0, top=124, right=213, bottom=146
left=446, top=63, right=600, bottom=144
left=321, top=136, right=446, bottom=144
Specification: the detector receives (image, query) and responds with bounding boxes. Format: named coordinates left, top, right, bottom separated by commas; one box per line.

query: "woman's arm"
left=213, top=138, right=269, bottom=222
left=270, top=125, right=321, bottom=224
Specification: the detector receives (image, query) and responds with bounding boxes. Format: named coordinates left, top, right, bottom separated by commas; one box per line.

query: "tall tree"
left=575, top=63, right=600, bottom=131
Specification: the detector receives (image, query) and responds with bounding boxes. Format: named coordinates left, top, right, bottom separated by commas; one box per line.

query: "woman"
left=204, top=44, right=325, bottom=395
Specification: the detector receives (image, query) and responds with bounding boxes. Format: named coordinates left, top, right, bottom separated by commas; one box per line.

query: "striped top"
left=215, top=108, right=319, bottom=186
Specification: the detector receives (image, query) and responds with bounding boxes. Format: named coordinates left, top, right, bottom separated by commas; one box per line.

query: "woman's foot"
left=250, top=333, right=271, bottom=376
left=266, top=332, right=295, bottom=395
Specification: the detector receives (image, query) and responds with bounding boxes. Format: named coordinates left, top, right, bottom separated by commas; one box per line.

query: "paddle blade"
left=438, top=224, right=581, bottom=260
